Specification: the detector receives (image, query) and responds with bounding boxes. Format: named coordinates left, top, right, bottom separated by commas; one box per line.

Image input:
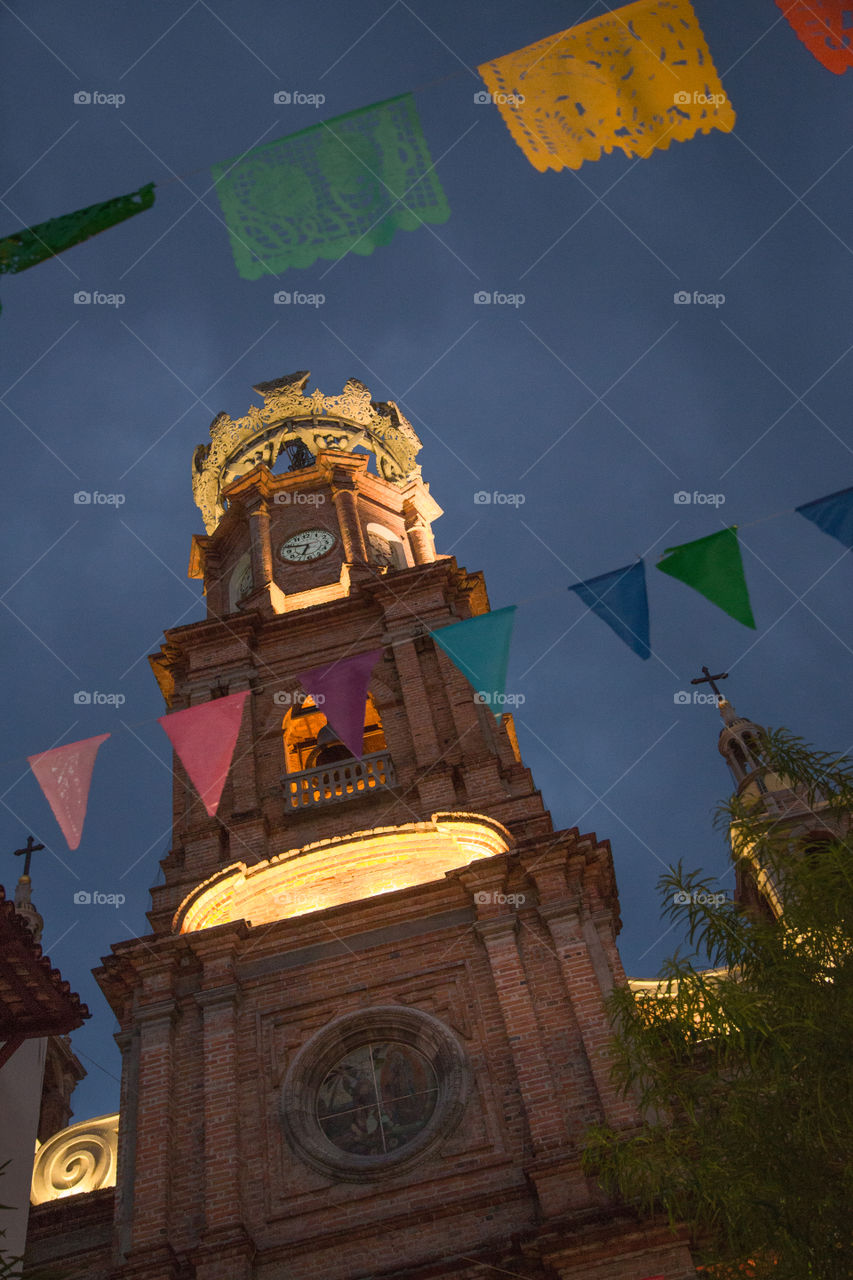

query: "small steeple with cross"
left=690, top=665, right=729, bottom=703
left=13, top=834, right=45, bottom=879
left=10, top=835, right=45, bottom=940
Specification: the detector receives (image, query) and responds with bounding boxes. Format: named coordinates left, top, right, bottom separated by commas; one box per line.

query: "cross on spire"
left=691, top=665, right=729, bottom=701
left=13, top=834, right=45, bottom=878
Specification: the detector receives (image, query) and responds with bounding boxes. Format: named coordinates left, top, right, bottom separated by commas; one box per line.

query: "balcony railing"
left=283, top=750, right=396, bottom=810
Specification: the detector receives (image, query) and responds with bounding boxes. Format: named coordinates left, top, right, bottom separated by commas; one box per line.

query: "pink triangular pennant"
left=159, top=691, right=249, bottom=817
left=27, top=734, right=110, bottom=850
left=297, top=650, right=383, bottom=759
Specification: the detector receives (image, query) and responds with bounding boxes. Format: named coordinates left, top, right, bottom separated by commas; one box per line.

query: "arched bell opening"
left=282, top=693, right=387, bottom=774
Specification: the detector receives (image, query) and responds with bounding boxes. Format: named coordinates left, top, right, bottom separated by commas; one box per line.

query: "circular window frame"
left=280, top=1006, right=470, bottom=1182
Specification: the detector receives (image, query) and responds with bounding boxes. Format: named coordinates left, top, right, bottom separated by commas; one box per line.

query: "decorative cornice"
left=192, top=372, right=422, bottom=533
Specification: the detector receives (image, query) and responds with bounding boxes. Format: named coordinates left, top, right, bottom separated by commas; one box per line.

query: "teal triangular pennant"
left=430, top=606, right=517, bottom=717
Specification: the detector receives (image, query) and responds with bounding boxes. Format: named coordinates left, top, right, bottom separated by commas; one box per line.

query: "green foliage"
left=583, top=728, right=853, bottom=1280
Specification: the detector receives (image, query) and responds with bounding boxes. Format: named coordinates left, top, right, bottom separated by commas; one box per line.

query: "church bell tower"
left=717, top=694, right=847, bottom=920
left=91, top=373, right=696, bottom=1280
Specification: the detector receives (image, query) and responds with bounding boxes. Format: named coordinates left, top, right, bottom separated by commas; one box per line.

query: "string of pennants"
left=1, top=0, right=850, bottom=292
left=20, top=483, right=853, bottom=852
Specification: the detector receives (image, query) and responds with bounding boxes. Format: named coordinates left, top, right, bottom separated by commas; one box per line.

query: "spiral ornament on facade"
left=31, top=1112, right=118, bottom=1203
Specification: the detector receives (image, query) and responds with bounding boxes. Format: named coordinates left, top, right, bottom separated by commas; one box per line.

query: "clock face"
left=279, top=528, right=337, bottom=563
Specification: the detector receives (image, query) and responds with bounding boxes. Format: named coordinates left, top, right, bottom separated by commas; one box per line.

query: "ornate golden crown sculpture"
left=192, top=372, right=422, bottom=533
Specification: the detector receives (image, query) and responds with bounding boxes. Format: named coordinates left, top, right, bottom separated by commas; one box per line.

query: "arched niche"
left=282, top=692, right=387, bottom=772
left=228, top=552, right=253, bottom=612
left=365, top=522, right=408, bottom=570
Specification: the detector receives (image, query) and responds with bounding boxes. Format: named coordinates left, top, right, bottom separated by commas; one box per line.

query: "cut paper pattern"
left=212, top=94, right=450, bottom=278
left=776, top=1, right=853, bottom=74
left=657, top=527, right=755, bottom=629
left=159, top=691, right=249, bottom=817
left=0, top=185, right=155, bottom=275
left=297, top=650, right=383, bottom=759
left=795, top=484, right=853, bottom=549
left=431, top=607, right=517, bottom=718
left=568, top=561, right=651, bottom=659
left=477, top=0, right=735, bottom=172
left=27, top=734, right=110, bottom=851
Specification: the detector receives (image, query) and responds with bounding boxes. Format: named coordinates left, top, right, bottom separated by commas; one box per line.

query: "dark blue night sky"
left=2, top=0, right=851, bottom=1123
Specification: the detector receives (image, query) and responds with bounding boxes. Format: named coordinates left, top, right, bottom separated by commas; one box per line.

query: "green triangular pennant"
left=0, top=184, right=156, bottom=275
left=657, top=527, right=755, bottom=628
left=430, top=606, right=517, bottom=717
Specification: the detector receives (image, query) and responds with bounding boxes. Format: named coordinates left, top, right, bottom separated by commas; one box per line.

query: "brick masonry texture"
left=25, top=457, right=696, bottom=1280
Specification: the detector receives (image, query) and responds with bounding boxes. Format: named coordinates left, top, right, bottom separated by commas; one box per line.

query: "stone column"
left=403, top=501, right=435, bottom=565
left=128, top=1003, right=178, bottom=1260
left=330, top=474, right=367, bottom=563
left=457, top=863, right=567, bottom=1159
left=473, top=915, right=568, bottom=1154
left=247, top=502, right=273, bottom=589
left=193, top=937, right=254, bottom=1280
left=402, top=488, right=440, bottom=565
left=392, top=640, right=441, bottom=769
left=530, top=876, right=637, bottom=1130
left=113, top=1029, right=139, bottom=1261
left=225, top=676, right=262, bottom=838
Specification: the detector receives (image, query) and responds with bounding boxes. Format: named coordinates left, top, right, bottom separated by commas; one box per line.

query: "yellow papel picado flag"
left=477, top=0, right=735, bottom=173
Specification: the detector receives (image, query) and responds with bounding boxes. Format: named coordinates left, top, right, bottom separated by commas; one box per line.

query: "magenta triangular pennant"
left=297, top=650, right=383, bottom=759
left=158, top=691, right=249, bottom=817
left=27, top=734, right=110, bottom=850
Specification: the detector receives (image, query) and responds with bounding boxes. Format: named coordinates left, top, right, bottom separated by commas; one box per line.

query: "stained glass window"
left=317, top=1041, right=438, bottom=1156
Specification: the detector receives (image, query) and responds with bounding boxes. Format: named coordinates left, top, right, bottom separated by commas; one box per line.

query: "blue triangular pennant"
left=567, top=561, right=650, bottom=659
left=795, top=486, right=853, bottom=551
left=430, top=606, right=517, bottom=717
